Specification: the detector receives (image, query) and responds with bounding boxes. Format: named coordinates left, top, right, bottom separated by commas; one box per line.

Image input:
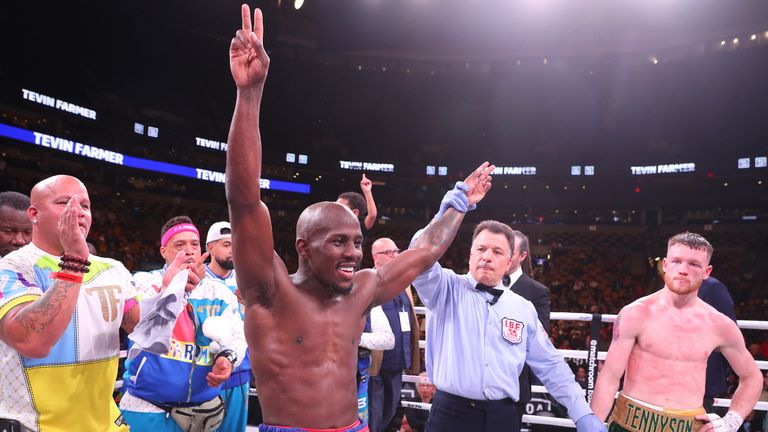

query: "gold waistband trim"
left=609, top=393, right=705, bottom=432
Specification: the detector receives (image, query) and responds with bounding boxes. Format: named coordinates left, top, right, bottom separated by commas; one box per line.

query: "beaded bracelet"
left=58, top=262, right=89, bottom=274
left=50, top=272, right=83, bottom=284
left=59, top=263, right=88, bottom=273
left=61, top=253, right=91, bottom=267
left=59, top=253, right=90, bottom=274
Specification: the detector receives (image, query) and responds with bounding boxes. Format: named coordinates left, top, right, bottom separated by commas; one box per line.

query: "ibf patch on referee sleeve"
left=501, top=318, right=524, bottom=344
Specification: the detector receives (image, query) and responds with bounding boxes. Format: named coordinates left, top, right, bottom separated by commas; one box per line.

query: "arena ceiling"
left=2, top=1, right=767, bottom=194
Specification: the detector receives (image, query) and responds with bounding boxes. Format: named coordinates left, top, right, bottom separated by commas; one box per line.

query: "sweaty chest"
left=249, top=299, right=366, bottom=355
left=292, top=303, right=364, bottom=343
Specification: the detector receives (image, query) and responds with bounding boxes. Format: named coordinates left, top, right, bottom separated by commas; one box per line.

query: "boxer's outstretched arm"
left=591, top=309, right=638, bottom=421
left=372, top=209, right=465, bottom=306
left=225, top=4, right=274, bottom=306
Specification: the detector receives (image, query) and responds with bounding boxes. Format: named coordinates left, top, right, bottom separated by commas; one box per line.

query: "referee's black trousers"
left=425, top=390, right=520, bottom=432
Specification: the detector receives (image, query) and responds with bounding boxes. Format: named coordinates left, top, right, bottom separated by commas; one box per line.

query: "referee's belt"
left=436, top=390, right=515, bottom=409
left=609, top=393, right=705, bottom=432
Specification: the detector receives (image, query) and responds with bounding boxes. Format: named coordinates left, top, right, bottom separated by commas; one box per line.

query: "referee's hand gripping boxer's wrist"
left=436, top=161, right=495, bottom=218
left=436, top=186, right=471, bottom=218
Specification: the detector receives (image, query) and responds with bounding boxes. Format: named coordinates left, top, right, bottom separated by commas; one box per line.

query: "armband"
left=50, top=272, right=83, bottom=284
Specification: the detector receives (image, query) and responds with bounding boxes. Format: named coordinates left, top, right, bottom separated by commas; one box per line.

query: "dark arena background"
left=1, top=0, right=767, bottom=430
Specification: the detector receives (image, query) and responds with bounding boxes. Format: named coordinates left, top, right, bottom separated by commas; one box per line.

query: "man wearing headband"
left=0, top=175, right=171, bottom=431
left=120, top=216, right=247, bottom=432
left=591, top=232, right=761, bottom=432
left=226, top=6, right=493, bottom=431
left=204, top=221, right=252, bottom=432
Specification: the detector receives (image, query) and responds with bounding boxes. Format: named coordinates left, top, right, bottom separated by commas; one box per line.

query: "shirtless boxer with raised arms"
left=591, top=232, right=762, bottom=432
left=224, top=5, right=494, bottom=431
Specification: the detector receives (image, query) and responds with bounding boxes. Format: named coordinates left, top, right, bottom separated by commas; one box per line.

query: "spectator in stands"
left=368, top=238, right=421, bottom=432
left=0, top=191, right=32, bottom=258
left=120, top=216, right=247, bottom=432
left=575, top=366, right=588, bottom=390
left=760, top=338, right=768, bottom=359
left=0, top=175, right=162, bottom=431
left=402, top=373, right=436, bottom=432
left=749, top=342, right=767, bottom=361
left=337, top=174, right=378, bottom=243
left=204, top=221, right=251, bottom=432
left=410, top=217, right=603, bottom=432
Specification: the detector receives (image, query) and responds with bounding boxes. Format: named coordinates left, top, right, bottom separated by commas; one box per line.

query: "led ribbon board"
left=0, top=123, right=310, bottom=194
left=339, top=160, right=394, bottom=172
left=196, top=137, right=227, bottom=152
left=630, top=163, right=695, bottom=175
left=492, top=166, right=537, bottom=175
left=22, top=89, right=97, bottom=120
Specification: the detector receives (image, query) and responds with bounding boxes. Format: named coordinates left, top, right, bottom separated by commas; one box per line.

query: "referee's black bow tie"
left=475, top=283, right=504, bottom=305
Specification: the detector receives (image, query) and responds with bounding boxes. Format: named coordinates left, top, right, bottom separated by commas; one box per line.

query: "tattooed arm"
left=0, top=193, right=90, bottom=358
left=372, top=209, right=466, bottom=306
left=590, top=306, right=642, bottom=420
left=0, top=277, right=83, bottom=358
left=121, top=306, right=140, bottom=334
left=371, top=163, right=494, bottom=305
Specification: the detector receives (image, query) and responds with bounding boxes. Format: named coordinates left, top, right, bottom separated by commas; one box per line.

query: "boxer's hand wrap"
left=701, top=411, right=743, bottom=432
left=575, top=414, right=607, bottom=432
left=436, top=181, right=475, bottom=218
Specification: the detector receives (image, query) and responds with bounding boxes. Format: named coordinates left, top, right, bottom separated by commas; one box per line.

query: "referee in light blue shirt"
left=410, top=188, right=606, bottom=432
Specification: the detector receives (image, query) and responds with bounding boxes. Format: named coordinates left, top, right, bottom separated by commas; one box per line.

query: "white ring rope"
left=521, top=415, right=578, bottom=428
left=399, top=380, right=768, bottom=413
left=550, top=312, right=616, bottom=323
left=415, top=307, right=768, bottom=331
left=735, top=320, right=768, bottom=331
